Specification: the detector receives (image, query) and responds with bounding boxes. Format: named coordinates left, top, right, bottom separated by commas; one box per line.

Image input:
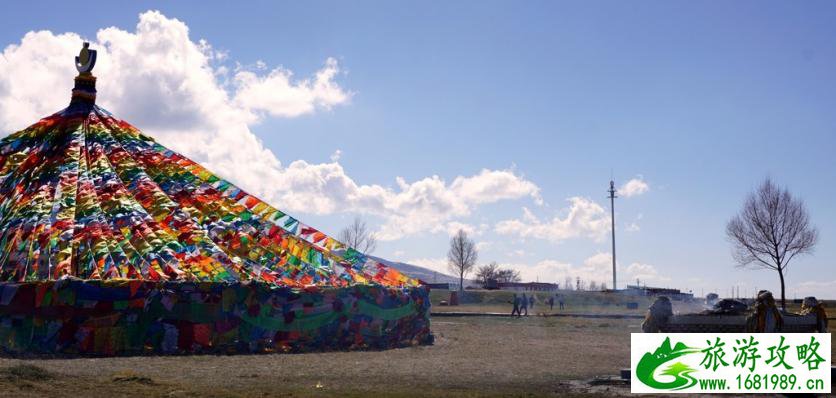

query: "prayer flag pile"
left=0, top=43, right=430, bottom=356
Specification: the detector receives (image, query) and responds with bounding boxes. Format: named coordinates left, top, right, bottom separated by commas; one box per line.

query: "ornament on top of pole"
left=71, top=42, right=98, bottom=106
left=75, top=42, right=97, bottom=75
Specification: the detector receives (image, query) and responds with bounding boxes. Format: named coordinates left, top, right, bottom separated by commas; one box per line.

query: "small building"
left=622, top=284, right=694, bottom=301
left=497, top=282, right=560, bottom=292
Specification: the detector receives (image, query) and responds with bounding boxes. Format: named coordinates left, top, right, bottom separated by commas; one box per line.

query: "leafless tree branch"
left=725, top=178, right=818, bottom=309
left=338, top=217, right=377, bottom=255
left=448, top=229, right=478, bottom=291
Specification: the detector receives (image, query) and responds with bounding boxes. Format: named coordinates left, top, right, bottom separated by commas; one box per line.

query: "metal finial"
left=75, top=42, right=97, bottom=75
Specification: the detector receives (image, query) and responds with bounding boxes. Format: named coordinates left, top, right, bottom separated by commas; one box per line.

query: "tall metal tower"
left=608, top=180, right=618, bottom=290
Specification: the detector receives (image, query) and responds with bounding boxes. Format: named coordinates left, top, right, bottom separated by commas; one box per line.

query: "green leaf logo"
left=636, top=337, right=702, bottom=390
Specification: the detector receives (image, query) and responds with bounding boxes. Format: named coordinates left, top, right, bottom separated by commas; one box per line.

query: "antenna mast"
left=608, top=180, right=618, bottom=290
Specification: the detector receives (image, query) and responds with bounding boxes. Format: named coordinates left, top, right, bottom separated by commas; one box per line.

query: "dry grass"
left=0, top=316, right=637, bottom=397
left=0, top=315, right=830, bottom=397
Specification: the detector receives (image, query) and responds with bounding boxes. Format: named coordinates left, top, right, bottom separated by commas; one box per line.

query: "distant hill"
left=369, top=255, right=472, bottom=285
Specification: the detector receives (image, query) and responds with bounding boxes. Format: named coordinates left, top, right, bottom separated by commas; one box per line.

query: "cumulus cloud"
left=265, top=164, right=539, bottom=240
left=494, top=197, right=610, bottom=243
left=329, top=149, right=342, bottom=162
left=626, top=262, right=670, bottom=284
left=0, top=10, right=341, bottom=198
left=432, top=221, right=492, bottom=239
left=403, top=250, right=667, bottom=289
left=618, top=177, right=650, bottom=198
left=578, top=253, right=670, bottom=286
left=516, top=260, right=574, bottom=283
left=583, top=252, right=613, bottom=269
left=406, top=257, right=450, bottom=276
left=0, top=11, right=541, bottom=240
left=437, top=221, right=478, bottom=237
left=233, top=57, right=350, bottom=118
left=372, top=170, right=540, bottom=240
left=509, top=253, right=612, bottom=285
left=503, top=253, right=670, bottom=287
left=0, top=31, right=83, bottom=132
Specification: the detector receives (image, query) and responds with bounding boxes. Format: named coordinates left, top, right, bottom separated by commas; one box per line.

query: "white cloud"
left=584, top=252, right=613, bottom=269
left=371, top=170, right=540, bottom=240
left=329, top=149, right=342, bottom=162
left=0, top=11, right=341, bottom=198
left=0, top=31, right=83, bottom=132
left=626, top=262, right=670, bottom=285
left=408, top=251, right=666, bottom=290
left=511, top=253, right=612, bottom=285
left=625, top=213, right=643, bottom=232
left=618, top=177, right=649, bottom=198
left=579, top=256, right=669, bottom=287
left=233, top=57, right=350, bottom=118
left=432, top=221, right=492, bottom=238
left=0, top=11, right=541, bottom=241
left=406, top=257, right=450, bottom=276
left=494, top=197, right=610, bottom=243
left=502, top=253, right=670, bottom=288
left=450, top=169, right=543, bottom=206
left=266, top=165, right=539, bottom=240
left=517, top=260, right=574, bottom=284
left=436, top=221, right=478, bottom=237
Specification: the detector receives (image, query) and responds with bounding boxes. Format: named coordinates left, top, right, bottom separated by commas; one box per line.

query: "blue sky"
left=1, top=2, right=834, bottom=298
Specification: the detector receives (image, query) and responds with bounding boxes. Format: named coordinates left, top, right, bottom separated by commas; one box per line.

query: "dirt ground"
left=0, top=315, right=831, bottom=397
left=0, top=316, right=636, bottom=397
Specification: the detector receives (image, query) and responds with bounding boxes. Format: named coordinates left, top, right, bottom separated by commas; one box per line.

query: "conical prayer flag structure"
left=0, top=43, right=430, bottom=356
left=0, top=43, right=416, bottom=289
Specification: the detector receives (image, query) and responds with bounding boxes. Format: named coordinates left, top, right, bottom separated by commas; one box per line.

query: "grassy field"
left=0, top=291, right=832, bottom=397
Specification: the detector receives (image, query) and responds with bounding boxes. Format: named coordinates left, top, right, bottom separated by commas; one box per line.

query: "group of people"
left=511, top=293, right=564, bottom=317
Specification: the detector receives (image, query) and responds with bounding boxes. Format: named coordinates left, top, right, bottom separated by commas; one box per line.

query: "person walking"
left=511, top=293, right=521, bottom=317
left=548, top=296, right=555, bottom=311
left=528, top=295, right=535, bottom=310
left=558, top=295, right=565, bottom=310
left=521, top=293, right=529, bottom=316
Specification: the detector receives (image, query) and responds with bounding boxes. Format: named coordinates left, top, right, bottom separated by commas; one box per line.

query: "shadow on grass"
left=111, top=371, right=156, bottom=385
left=0, top=364, right=53, bottom=381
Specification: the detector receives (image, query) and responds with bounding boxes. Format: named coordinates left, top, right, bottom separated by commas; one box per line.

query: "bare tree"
left=495, top=268, right=521, bottom=284
left=564, top=276, right=573, bottom=291
left=338, top=217, right=377, bottom=255
left=475, top=262, right=500, bottom=288
left=589, top=281, right=599, bottom=291
left=475, top=262, right=520, bottom=287
left=448, top=229, right=478, bottom=291
left=600, top=282, right=608, bottom=291
left=726, top=178, right=818, bottom=310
